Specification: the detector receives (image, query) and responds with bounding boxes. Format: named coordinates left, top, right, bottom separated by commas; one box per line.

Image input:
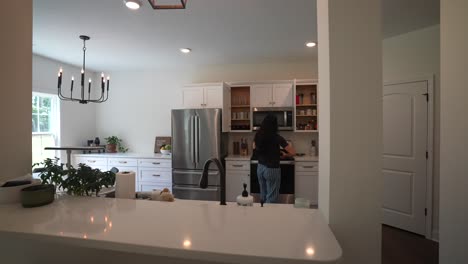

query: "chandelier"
left=57, top=35, right=110, bottom=104
left=124, top=0, right=187, bottom=10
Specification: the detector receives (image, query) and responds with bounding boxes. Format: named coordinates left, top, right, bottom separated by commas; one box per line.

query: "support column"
left=0, top=1, right=32, bottom=182
left=440, top=1, right=468, bottom=263
left=317, top=0, right=382, bottom=263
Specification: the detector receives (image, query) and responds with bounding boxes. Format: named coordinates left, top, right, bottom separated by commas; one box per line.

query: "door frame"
left=383, top=75, right=434, bottom=239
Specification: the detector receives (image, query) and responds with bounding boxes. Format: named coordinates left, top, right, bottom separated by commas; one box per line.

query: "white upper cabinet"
left=204, top=86, right=223, bottom=108
left=181, top=83, right=230, bottom=132
left=182, top=87, right=205, bottom=109
left=272, top=84, right=293, bottom=107
left=251, top=84, right=273, bottom=107
left=251, top=83, right=293, bottom=107
left=181, top=84, right=225, bottom=109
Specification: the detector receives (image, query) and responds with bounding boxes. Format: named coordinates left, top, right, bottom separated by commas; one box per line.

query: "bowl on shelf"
left=160, top=149, right=171, bottom=155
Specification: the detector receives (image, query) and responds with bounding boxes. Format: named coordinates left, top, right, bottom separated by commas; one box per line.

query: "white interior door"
left=382, top=81, right=428, bottom=235
left=182, top=87, right=204, bottom=109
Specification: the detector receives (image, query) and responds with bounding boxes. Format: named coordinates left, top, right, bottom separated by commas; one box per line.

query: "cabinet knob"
left=152, top=174, right=161, bottom=177
left=152, top=162, right=161, bottom=165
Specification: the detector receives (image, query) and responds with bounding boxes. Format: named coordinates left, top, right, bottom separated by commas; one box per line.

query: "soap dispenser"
left=236, top=183, right=254, bottom=206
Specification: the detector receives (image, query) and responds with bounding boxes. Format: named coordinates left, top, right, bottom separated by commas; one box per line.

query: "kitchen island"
left=0, top=196, right=341, bottom=264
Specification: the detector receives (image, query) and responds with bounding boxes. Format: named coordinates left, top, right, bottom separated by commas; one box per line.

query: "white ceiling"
left=382, top=0, right=439, bottom=38
left=33, top=0, right=439, bottom=72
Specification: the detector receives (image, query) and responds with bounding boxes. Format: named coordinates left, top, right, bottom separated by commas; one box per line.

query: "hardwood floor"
left=382, top=225, right=439, bottom=264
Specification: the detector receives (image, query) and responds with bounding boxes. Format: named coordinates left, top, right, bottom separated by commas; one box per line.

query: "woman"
left=253, top=114, right=296, bottom=203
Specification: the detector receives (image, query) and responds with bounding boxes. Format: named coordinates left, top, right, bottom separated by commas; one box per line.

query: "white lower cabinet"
left=226, top=160, right=251, bottom=202
left=295, top=162, right=318, bottom=205
left=73, top=155, right=172, bottom=193
left=139, top=182, right=172, bottom=192
left=74, top=157, right=108, bottom=170
left=137, top=158, right=172, bottom=192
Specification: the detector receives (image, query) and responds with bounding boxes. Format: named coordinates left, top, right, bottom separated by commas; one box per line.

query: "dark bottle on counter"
left=94, top=137, right=101, bottom=146
left=240, top=138, right=249, bottom=156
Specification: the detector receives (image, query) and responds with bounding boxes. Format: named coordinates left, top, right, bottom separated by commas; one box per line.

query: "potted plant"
left=35, top=158, right=116, bottom=197
left=105, top=136, right=128, bottom=153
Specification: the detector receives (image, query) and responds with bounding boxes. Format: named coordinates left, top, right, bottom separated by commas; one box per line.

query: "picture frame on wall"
left=154, top=136, right=171, bottom=153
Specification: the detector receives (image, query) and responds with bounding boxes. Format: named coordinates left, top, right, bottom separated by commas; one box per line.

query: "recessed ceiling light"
left=124, top=0, right=142, bottom=10
left=306, top=42, right=317, bottom=48
left=180, top=48, right=192, bottom=54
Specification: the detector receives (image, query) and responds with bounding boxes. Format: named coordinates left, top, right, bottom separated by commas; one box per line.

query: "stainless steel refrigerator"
left=171, top=108, right=228, bottom=201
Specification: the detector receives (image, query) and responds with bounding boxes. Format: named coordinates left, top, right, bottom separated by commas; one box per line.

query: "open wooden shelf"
left=296, top=104, right=317, bottom=107
left=231, top=105, right=251, bottom=108
left=231, top=119, right=250, bottom=121
left=295, top=83, right=318, bottom=132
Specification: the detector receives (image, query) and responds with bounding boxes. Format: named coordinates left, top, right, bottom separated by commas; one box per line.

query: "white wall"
left=318, top=0, right=382, bottom=263
left=383, top=25, right=440, bottom=239
left=96, top=62, right=317, bottom=153
left=0, top=1, right=32, bottom=181
left=440, top=1, right=468, bottom=263
left=33, top=54, right=100, bottom=159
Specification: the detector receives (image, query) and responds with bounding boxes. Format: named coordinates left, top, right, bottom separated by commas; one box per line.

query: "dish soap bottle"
left=236, top=183, right=253, bottom=206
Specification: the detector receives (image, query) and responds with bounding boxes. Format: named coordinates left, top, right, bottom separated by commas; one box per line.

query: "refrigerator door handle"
left=190, top=115, right=195, bottom=165
left=195, top=115, right=200, bottom=164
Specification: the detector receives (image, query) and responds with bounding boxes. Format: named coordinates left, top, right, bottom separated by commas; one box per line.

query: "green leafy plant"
left=34, top=158, right=116, bottom=196
left=105, top=136, right=129, bottom=153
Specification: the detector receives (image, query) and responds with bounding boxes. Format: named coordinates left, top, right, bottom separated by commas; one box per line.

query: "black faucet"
left=199, top=158, right=226, bottom=205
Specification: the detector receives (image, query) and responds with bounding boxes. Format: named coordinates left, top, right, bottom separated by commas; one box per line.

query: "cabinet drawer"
left=226, top=161, right=251, bottom=171
left=75, top=157, right=107, bottom=167
left=112, top=166, right=138, bottom=175
left=139, top=168, right=172, bottom=183
left=139, top=182, right=172, bottom=192
left=108, top=158, right=138, bottom=167
left=138, top=159, right=172, bottom=168
left=295, top=162, right=318, bottom=172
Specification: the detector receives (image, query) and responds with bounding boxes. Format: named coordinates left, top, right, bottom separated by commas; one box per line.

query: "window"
left=32, top=93, right=60, bottom=165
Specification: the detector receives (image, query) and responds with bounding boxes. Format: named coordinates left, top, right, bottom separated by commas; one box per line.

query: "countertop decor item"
left=56, top=35, right=110, bottom=104
left=236, top=183, right=253, bottom=206
left=105, top=136, right=128, bottom=153
left=20, top=184, right=55, bottom=208
left=160, top=144, right=172, bottom=155
left=0, top=175, right=41, bottom=204
left=154, top=136, right=171, bottom=153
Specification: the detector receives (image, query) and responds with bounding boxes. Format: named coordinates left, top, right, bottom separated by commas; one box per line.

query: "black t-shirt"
left=254, top=133, right=288, bottom=168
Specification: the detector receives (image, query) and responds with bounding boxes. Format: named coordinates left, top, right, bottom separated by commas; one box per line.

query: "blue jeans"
left=257, top=164, right=281, bottom=203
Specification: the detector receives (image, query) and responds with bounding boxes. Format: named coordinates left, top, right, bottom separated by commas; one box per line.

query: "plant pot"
left=21, top=184, right=55, bottom=208
left=107, top=144, right=117, bottom=153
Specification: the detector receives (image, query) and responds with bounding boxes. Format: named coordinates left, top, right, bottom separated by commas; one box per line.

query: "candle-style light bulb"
left=57, top=67, right=63, bottom=88
left=106, top=76, right=110, bottom=91
left=71, top=76, right=74, bottom=92
left=81, top=69, right=85, bottom=86
left=88, top=78, right=92, bottom=99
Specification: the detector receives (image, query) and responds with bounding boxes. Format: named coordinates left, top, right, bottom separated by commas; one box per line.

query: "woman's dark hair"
left=255, top=114, right=278, bottom=152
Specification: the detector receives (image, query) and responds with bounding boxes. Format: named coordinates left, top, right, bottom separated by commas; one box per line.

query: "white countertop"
left=0, top=196, right=341, bottom=264
left=225, top=155, right=319, bottom=162
left=294, top=155, right=319, bottom=162
left=225, top=155, right=251, bottom=161
left=73, top=152, right=171, bottom=159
